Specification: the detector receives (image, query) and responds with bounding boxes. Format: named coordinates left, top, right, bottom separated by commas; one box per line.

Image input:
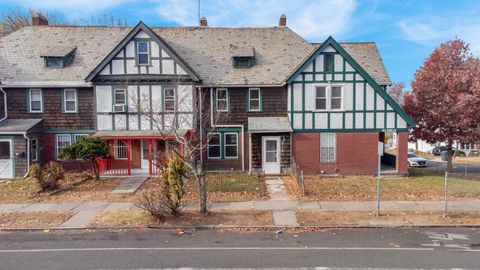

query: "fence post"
left=444, top=171, right=448, bottom=217
left=465, top=164, right=467, bottom=180
left=300, top=170, right=305, bottom=196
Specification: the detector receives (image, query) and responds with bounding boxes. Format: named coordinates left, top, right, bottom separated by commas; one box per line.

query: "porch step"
left=111, top=177, right=148, bottom=195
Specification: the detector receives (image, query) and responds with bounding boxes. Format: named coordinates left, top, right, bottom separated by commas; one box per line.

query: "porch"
left=93, top=130, right=186, bottom=176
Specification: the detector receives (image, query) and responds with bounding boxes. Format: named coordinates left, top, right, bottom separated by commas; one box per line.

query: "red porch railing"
left=97, top=158, right=131, bottom=176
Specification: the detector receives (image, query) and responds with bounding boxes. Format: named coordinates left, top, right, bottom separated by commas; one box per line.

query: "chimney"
left=278, top=14, right=286, bottom=27
left=1, top=22, right=5, bottom=33
left=199, top=16, right=208, bottom=27
left=32, top=12, right=48, bottom=26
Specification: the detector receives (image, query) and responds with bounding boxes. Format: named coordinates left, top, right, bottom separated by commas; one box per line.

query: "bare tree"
left=0, top=8, right=64, bottom=32
left=387, top=82, right=406, bottom=105
left=130, top=81, right=227, bottom=213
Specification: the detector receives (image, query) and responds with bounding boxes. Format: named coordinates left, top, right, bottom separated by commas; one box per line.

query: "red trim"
left=101, top=136, right=177, bottom=140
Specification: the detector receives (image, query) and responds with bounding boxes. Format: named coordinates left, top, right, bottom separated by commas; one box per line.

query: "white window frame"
left=114, top=140, right=128, bottom=160
left=320, top=133, right=336, bottom=163
left=31, top=138, right=38, bottom=162
left=207, top=133, right=221, bottom=159
left=216, top=88, right=229, bottom=112
left=248, top=88, right=261, bottom=111
left=136, top=41, right=150, bottom=66
left=224, top=132, right=239, bottom=159
left=55, top=134, right=72, bottom=158
left=63, top=89, right=77, bottom=113
left=314, top=84, right=344, bottom=111
left=163, top=88, right=176, bottom=112
left=29, top=89, right=43, bottom=113
left=114, top=88, right=127, bottom=105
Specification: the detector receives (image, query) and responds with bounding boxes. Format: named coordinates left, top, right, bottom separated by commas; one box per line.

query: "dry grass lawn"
left=287, top=169, right=480, bottom=201
left=0, top=211, right=74, bottom=228
left=89, top=209, right=273, bottom=227
left=297, top=211, right=480, bottom=226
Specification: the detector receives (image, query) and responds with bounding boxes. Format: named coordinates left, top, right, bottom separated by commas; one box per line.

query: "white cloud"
left=152, top=0, right=357, bottom=41
left=397, top=18, right=480, bottom=55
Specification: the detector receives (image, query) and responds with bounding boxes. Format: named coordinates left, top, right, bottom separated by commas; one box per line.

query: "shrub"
left=136, top=154, right=187, bottom=221
left=28, top=163, right=42, bottom=181
left=37, top=161, right=64, bottom=192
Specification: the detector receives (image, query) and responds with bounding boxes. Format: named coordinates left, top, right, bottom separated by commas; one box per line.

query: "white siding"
left=162, top=59, right=175, bottom=74
left=334, top=54, right=343, bottom=72
left=97, top=115, right=112, bottom=130
left=178, top=85, right=193, bottom=112
left=304, top=114, right=312, bottom=129
left=128, top=115, right=139, bottom=130
left=96, top=86, right=112, bottom=113
left=315, top=113, right=328, bottom=129
left=330, top=113, right=342, bottom=129
left=293, top=84, right=302, bottom=111
left=111, top=60, right=124, bottom=74
left=128, top=86, right=137, bottom=112
left=151, top=85, right=162, bottom=112
left=115, top=115, right=127, bottom=130
left=376, top=112, right=384, bottom=129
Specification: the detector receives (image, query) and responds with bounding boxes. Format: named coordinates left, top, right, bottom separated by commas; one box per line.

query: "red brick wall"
left=396, top=132, right=409, bottom=174
left=292, top=132, right=379, bottom=175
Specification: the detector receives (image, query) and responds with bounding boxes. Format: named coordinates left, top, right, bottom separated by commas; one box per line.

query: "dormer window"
left=136, top=41, right=150, bottom=65
left=231, top=46, right=255, bottom=68
left=41, top=47, right=76, bottom=69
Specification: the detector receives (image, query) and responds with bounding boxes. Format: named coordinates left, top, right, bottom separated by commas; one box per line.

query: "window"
left=45, top=57, right=63, bottom=68
left=207, top=133, right=221, bottom=159
left=55, top=134, right=89, bottom=158
left=114, top=89, right=126, bottom=105
left=233, top=57, right=253, bottom=68
left=136, top=41, right=150, bottom=65
left=224, top=133, right=238, bottom=158
left=315, top=86, right=327, bottom=110
left=325, top=54, right=334, bottom=73
left=0, top=141, right=11, bottom=159
left=114, top=140, right=128, bottom=159
left=63, top=89, right=77, bottom=113
left=31, top=138, right=38, bottom=162
left=320, top=133, right=336, bottom=162
left=315, top=85, right=343, bottom=111
left=164, top=88, right=176, bottom=111
left=248, top=88, right=261, bottom=111
left=55, top=134, right=71, bottom=157
left=216, top=88, right=228, bottom=112
left=29, top=89, right=43, bottom=113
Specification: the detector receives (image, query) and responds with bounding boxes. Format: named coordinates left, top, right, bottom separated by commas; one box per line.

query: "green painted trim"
left=0, top=137, right=15, bottom=178
left=134, top=38, right=152, bottom=66
left=286, top=36, right=415, bottom=127
left=290, top=110, right=395, bottom=113
left=42, top=129, right=94, bottom=134
left=205, top=127, right=241, bottom=132
left=353, top=75, right=356, bottom=128
left=205, top=130, right=240, bottom=160
left=292, top=128, right=409, bottom=133
left=373, top=90, right=377, bottom=129
left=290, top=85, right=294, bottom=128
left=302, top=74, right=305, bottom=129
left=363, top=82, right=366, bottom=129
left=27, top=89, right=44, bottom=113
left=247, top=88, right=262, bottom=112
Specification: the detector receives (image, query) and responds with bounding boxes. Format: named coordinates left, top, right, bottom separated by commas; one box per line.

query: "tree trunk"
left=447, top=142, right=453, bottom=173
left=198, top=172, right=207, bottom=213
left=92, top=160, right=100, bottom=180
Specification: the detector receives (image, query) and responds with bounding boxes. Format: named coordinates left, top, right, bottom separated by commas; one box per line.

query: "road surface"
left=0, top=227, right=479, bottom=269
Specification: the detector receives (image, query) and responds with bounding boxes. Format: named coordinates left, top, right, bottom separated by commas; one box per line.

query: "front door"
left=141, top=140, right=152, bottom=169
left=262, top=136, right=281, bottom=174
left=0, top=139, right=14, bottom=179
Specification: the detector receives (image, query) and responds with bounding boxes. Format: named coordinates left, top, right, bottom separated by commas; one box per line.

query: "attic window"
left=231, top=46, right=255, bottom=68
left=234, top=57, right=253, bottom=68
left=41, top=47, right=76, bottom=69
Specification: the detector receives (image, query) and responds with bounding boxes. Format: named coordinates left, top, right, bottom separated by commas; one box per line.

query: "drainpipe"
left=209, top=88, right=245, bottom=171
left=0, top=85, right=7, bottom=122
left=248, top=133, right=252, bottom=173
left=23, top=133, right=30, bottom=178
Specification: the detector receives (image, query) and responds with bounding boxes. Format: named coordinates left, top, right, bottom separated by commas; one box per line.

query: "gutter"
left=1, top=81, right=93, bottom=88
left=0, top=85, right=6, bottom=122
left=209, top=88, right=245, bottom=171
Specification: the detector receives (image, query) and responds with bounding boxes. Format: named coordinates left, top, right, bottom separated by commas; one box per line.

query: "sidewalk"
left=1, top=200, right=480, bottom=229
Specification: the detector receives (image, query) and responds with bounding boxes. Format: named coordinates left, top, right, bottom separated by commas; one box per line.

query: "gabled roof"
left=0, top=24, right=391, bottom=87
left=85, top=22, right=200, bottom=82
left=288, top=36, right=414, bottom=127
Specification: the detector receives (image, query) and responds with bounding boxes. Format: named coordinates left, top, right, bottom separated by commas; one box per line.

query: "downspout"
left=209, top=88, right=245, bottom=171
left=23, top=133, right=30, bottom=178
left=248, top=133, right=252, bottom=173
left=0, top=85, right=7, bottom=122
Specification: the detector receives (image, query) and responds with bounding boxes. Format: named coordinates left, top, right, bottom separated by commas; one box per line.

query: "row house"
left=0, top=14, right=414, bottom=179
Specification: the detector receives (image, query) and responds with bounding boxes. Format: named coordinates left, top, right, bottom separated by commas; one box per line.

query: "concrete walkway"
left=265, top=177, right=299, bottom=226
left=2, top=200, right=480, bottom=228
left=111, top=177, right=148, bottom=195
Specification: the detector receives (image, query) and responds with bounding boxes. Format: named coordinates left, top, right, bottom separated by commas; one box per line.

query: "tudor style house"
left=0, top=14, right=414, bottom=179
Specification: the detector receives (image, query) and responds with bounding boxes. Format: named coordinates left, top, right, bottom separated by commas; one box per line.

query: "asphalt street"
left=0, top=227, right=479, bottom=269
left=423, top=161, right=480, bottom=174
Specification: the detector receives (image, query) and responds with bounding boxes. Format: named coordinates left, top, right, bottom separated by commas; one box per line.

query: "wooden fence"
left=291, top=157, right=305, bottom=196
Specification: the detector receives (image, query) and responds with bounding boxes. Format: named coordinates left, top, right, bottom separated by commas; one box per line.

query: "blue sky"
left=1, top=0, right=479, bottom=88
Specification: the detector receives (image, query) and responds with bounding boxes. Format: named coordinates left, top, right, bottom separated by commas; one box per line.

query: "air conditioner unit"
left=113, top=104, right=127, bottom=112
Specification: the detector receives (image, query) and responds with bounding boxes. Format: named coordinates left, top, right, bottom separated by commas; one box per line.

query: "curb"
left=2, top=223, right=480, bottom=232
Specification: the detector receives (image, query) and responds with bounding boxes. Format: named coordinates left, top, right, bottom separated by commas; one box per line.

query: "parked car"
left=431, top=146, right=448, bottom=156
left=408, top=152, right=429, bottom=167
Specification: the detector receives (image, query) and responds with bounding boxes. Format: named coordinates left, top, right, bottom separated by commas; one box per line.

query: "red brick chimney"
left=279, top=14, right=286, bottom=27
left=1, top=22, right=5, bottom=33
left=32, top=12, right=48, bottom=26
left=199, top=16, right=208, bottom=26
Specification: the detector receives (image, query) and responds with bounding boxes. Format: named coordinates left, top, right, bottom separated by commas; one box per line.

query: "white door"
left=141, top=140, right=152, bottom=169
left=0, top=139, right=14, bottom=179
left=262, top=136, right=281, bottom=174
